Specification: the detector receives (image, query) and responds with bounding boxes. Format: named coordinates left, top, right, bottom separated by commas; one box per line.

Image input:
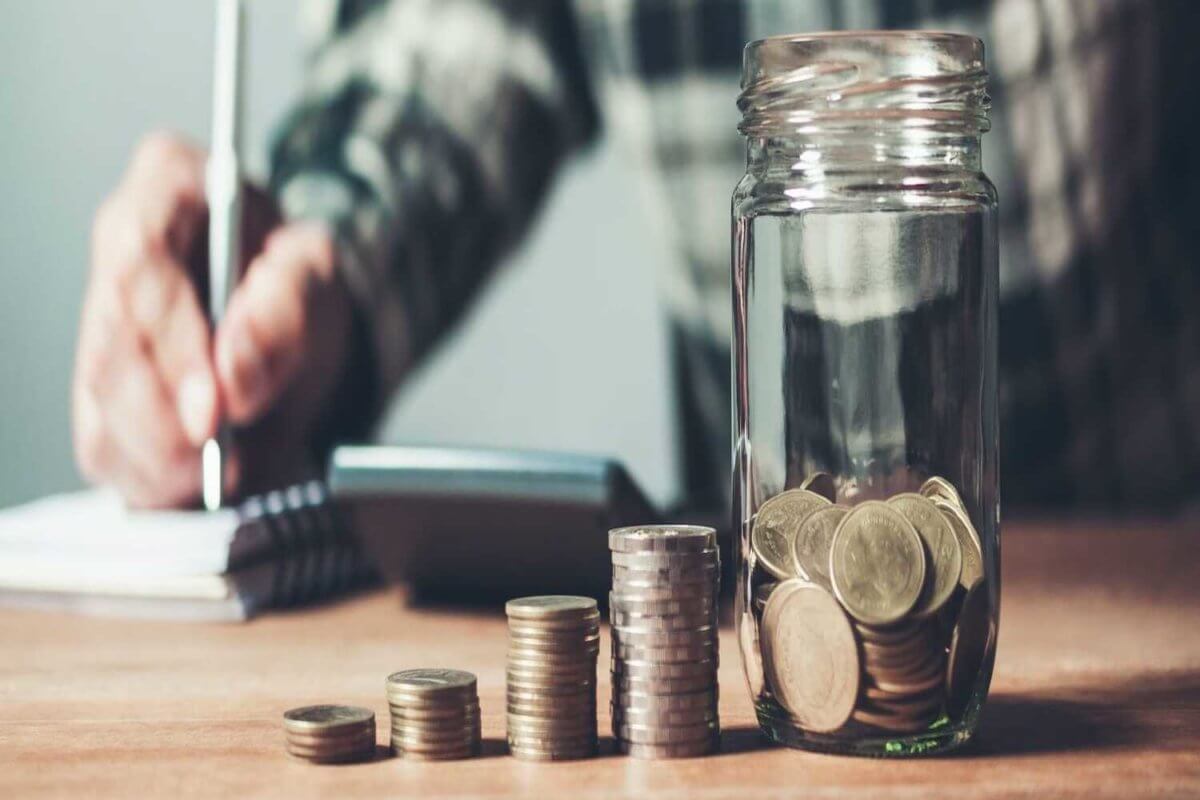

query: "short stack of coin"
left=386, top=669, right=481, bottom=760
left=609, top=525, right=721, bottom=759
left=751, top=475, right=989, bottom=736
left=505, top=596, right=600, bottom=760
left=283, top=705, right=376, bottom=763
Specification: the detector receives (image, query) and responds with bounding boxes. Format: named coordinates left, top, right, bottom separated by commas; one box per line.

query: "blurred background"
left=0, top=0, right=680, bottom=509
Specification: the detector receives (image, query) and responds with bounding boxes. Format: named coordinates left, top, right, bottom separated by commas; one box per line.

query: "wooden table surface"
left=2, top=520, right=1199, bottom=799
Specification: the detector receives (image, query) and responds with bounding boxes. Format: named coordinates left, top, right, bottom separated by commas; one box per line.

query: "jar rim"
left=739, top=30, right=989, bottom=137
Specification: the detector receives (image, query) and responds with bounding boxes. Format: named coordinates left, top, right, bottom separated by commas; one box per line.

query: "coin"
left=611, top=672, right=716, bottom=695
left=610, top=582, right=718, bottom=601
left=613, top=625, right=717, bottom=646
left=610, top=549, right=719, bottom=570
left=614, top=720, right=720, bottom=744
left=829, top=501, right=925, bottom=626
left=386, top=669, right=477, bottom=701
left=613, top=640, right=718, bottom=663
left=854, top=620, right=924, bottom=645
left=617, top=737, right=719, bottom=759
left=760, top=581, right=859, bottom=733
left=888, top=493, right=962, bottom=617
left=932, top=498, right=984, bottom=589
left=392, top=745, right=477, bottom=761
left=612, top=658, right=718, bottom=680
left=612, top=562, right=720, bottom=584
left=612, top=705, right=718, bottom=727
left=790, top=504, right=848, bottom=591
left=283, top=705, right=375, bottom=736
left=919, top=476, right=964, bottom=510
left=946, top=578, right=992, bottom=716
left=506, top=595, right=598, bottom=621
left=286, top=741, right=374, bottom=762
left=752, top=490, right=831, bottom=580
left=800, top=472, right=838, bottom=503
left=867, top=661, right=945, bottom=695
left=609, top=608, right=717, bottom=631
left=285, top=728, right=376, bottom=751
left=753, top=582, right=778, bottom=610
left=388, top=702, right=479, bottom=720
left=609, top=525, right=717, bottom=553
left=617, top=687, right=718, bottom=710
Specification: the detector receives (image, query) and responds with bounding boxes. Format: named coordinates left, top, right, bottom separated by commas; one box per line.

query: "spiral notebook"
left=0, top=482, right=374, bottom=621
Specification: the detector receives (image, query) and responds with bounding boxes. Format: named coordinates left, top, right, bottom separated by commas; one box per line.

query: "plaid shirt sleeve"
left=269, top=0, right=598, bottom=422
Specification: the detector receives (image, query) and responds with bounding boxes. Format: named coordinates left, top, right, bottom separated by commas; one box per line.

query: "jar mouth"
left=738, top=31, right=990, bottom=137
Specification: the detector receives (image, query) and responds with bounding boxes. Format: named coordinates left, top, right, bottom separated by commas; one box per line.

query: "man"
left=74, top=0, right=1200, bottom=511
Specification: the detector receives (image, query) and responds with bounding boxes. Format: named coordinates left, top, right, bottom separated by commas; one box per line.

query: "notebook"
left=0, top=481, right=374, bottom=621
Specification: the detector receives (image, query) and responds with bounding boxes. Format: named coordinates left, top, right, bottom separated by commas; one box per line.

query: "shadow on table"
left=968, top=670, right=1200, bottom=757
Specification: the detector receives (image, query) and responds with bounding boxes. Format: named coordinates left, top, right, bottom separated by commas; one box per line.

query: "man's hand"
left=73, top=132, right=351, bottom=508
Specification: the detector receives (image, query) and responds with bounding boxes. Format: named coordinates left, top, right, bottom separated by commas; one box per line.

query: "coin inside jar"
left=828, top=501, right=926, bottom=626
left=789, top=504, right=848, bottom=591
left=887, top=493, right=963, bottom=617
left=760, top=580, right=859, bottom=732
left=752, top=489, right=831, bottom=580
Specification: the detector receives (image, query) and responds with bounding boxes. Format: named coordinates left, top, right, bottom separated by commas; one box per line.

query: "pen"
left=202, top=0, right=244, bottom=511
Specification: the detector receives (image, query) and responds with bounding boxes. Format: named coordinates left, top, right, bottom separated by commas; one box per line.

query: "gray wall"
left=0, top=1, right=678, bottom=509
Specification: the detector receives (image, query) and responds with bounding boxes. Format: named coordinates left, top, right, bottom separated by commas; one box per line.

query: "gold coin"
left=919, top=476, right=965, bottom=510
left=386, top=669, right=477, bottom=702
left=752, top=490, right=831, bottom=580
left=829, top=502, right=925, bottom=626
left=888, top=493, right=962, bottom=617
left=282, top=705, right=374, bottom=736
left=506, top=595, right=598, bottom=621
left=946, top=578, right=992, bottom=716
left=790, top=505, right=848, bottom=591
left=760, top=581, right=858, bottom=733
left=932, top=498, right=984, bottom=590
left=800, top=472, right=838, bottom=503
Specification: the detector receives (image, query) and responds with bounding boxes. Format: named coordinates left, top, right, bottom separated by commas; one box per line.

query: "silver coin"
left=506, top=595, right=599, bottom=620
left=617, top=736, right=719, bottom=759
left=612, top=704, right=718, bottom=726
left=506, top=616, right=601, bottom=634
left=609, top=581, right=718, bottom=601
left=612, top=561, right=720, bottom=583
left=612, top=641, right=719, bottom=664
left=386, top=669, right=476, bottom=698
left=615, top=688, right=718, bottom=711
left=612, top=624, right=718, bottom=646
left=609, top=525, right=717, bottom=553
left=282, top=705, right=375, bottom=736
left=612, top=658, right=719, bottom=680
left=609, top=606, right=717, bottom=628
left=608, top=592, right=719, bottom=616
left=611, top=672, right=716, bottom=694
left=613, top=720, right=720, bottom=744
left=610, top=549, right=719, bottom=570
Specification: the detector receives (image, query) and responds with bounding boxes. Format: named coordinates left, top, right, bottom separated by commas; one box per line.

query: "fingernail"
left=178, top=372, right=216, bottom=444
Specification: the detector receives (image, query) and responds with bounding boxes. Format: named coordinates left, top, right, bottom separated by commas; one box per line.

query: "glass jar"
left=731, top=32, right=999, bottom=757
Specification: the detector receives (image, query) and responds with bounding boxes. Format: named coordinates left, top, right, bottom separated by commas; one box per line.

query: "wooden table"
left=2, top=520, right=1199, bottom=799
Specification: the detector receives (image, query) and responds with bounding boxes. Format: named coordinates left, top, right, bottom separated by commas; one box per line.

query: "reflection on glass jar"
left=731, top=31, right=1000, bottom=757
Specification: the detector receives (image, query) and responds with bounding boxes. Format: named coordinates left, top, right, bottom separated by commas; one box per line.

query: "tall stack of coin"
left=505, top=596, right=600, bottom=760
left=386, top=669, right=481, bottom=760
left=282, top=705, right=376, bottom=763
left=751, top=475, right=990, bottom=737
left=609, top=525, right=720, bottom=759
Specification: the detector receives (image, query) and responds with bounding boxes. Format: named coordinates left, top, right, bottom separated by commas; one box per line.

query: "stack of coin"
left=386, top=669, right=481, bottom=760
left=505, top=596, right=600, bottom=760
left=609, top=525, right=720, bottom=759
left=751, top=476, right=990, bottom=736
left=282, top=705, right=376, bottom=763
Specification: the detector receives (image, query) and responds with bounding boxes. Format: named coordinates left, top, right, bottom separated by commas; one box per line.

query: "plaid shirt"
left=272, top=0, right=1200, bottom=511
